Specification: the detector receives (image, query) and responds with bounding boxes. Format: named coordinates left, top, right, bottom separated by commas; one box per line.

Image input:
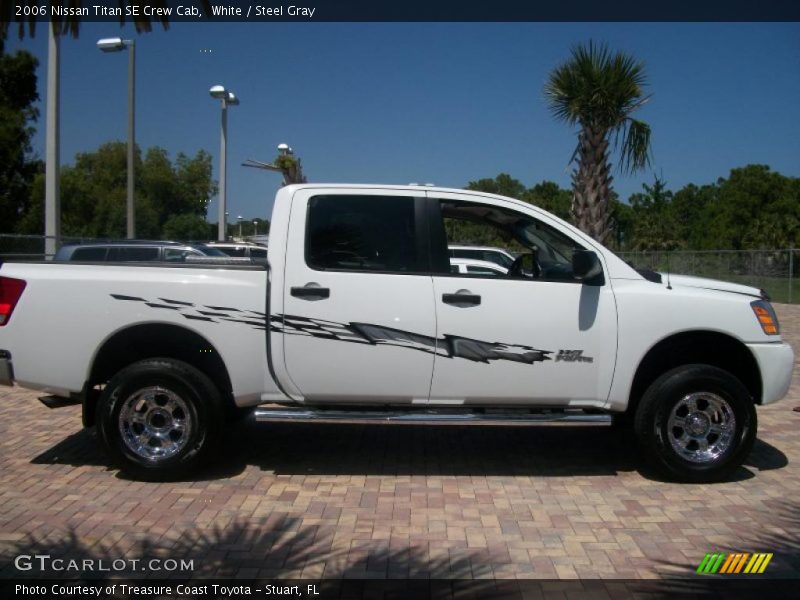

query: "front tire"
left=634, top=364, right=756, bottom=482
left=97, top=358, right=224, bottom=481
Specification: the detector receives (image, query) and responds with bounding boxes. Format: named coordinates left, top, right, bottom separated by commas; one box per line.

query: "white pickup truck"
left=0, top=184, right=793, bottom=481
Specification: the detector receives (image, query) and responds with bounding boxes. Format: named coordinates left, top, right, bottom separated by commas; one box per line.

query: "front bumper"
left=746, top=342, right=794, bottom=405
left=0, top=350, right=13, bottom=387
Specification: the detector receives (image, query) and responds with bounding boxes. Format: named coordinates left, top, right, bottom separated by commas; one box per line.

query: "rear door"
left=280, top=188, right=437, bottom=404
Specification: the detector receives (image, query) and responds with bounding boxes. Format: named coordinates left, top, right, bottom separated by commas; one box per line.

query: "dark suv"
left=53, top=241, right=229, bottom=263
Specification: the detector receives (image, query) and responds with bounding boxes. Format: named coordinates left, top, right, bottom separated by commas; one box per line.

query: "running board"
left=254, top=407, right=612, bottom=425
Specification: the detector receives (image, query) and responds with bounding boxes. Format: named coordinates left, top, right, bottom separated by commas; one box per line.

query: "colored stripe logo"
left=697, top=552, right=773, bottom=574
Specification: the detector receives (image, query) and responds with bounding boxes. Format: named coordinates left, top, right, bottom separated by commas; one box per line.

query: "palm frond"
left=618, top=118, right=652, bottom=174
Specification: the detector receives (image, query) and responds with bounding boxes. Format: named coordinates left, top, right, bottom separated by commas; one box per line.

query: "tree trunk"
left=571, top=126, right=613, bottom=244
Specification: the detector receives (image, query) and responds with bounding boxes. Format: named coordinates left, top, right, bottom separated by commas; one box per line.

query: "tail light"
left=0, top=276, right=26, bottom=326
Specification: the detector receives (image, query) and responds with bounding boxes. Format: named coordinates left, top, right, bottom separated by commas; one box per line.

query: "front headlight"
left=751, top=300, right=780, bottom=335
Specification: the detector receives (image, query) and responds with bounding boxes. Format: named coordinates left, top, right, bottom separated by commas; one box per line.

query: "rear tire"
left=634, top=364, right=756, bottom=482
left=97, top=358, right=224, bottom=481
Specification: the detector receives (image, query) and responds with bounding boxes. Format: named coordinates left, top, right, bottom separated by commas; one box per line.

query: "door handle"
left=291, top=285, right=330, bottom=300
left=442, top=292, right=481, bottom=307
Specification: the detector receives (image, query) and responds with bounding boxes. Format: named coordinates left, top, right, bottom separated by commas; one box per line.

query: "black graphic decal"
left=110, top=294, right=146, bottom=302
left=145, top=303, right=182, bottom=310
left=273, top=315, right=551, bottom=365
left=183, top=314, right=216, bottom=322
left=159, top=298, right=194, bottom=306
left=555, top=350, right=594, bottom=363
left=110, top=294, right=552, bottom=364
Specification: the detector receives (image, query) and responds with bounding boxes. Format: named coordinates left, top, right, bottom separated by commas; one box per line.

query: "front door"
left=427, top=192, right=617, bottom=406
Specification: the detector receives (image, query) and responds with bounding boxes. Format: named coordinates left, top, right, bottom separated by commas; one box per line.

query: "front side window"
left=306, top=195, right=420, bottom=273
left=439, top=199, right=584, bottom=281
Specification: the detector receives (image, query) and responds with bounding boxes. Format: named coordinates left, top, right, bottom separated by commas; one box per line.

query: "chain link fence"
left=617, top=249, right=798, bottom=304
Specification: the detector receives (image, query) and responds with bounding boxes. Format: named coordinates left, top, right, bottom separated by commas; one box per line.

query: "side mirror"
left=572, top=250, right=604, bottom=285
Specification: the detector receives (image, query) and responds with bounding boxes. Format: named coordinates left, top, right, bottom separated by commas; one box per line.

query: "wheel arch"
left=627, top=330, right=762, bottom=416
left=83, top=322, right=234, bottom=426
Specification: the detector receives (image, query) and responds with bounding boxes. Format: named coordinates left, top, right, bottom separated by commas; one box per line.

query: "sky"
left=8, top=22, right=800, bottom=223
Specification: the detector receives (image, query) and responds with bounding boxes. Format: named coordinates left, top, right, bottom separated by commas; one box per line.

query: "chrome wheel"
left=666, top=392, right=736, bottom=464
left=118, top=386, right=192, bottom=462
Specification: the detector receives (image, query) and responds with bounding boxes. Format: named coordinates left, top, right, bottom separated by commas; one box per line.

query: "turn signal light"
left=750, top=300, right=779, bottom=335
left=0, top=276, right=27, bottom=326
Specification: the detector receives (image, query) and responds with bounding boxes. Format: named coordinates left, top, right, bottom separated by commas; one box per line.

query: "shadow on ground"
left=0, top=516, right=497, bottom=585
left=645, top=499, right=800, bottom=594
left=30, top=419, right=788, bottom=483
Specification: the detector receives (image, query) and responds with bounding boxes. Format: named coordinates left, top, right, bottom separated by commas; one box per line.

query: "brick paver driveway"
left=1, top=306, right=798, bottom=582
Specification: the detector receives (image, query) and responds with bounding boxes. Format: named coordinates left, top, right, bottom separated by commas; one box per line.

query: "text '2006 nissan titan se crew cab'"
left=0, top=184, right=794, bottom=481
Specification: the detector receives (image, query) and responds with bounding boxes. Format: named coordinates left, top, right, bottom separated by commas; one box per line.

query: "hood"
left=658, top=273, right=763, bottom=298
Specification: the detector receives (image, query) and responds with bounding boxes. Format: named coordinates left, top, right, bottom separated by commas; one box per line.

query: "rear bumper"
left=746, top=342, right=794, bottom=405
left=0, top=350, right=13, bottom=387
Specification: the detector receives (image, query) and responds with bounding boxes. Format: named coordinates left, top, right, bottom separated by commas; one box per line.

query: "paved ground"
left=1, top=306, right=799, bottom=582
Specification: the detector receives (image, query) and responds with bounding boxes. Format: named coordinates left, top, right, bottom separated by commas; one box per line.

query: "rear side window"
left=306, top=195, right=420, bottom=273
left=107, top=247, right=160, bottom=261
left=71, top=247, right=108, bottom=261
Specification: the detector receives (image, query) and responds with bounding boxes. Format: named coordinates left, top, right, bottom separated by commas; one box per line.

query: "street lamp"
left=237, top=215, right=243, bottom=239
left=224, top=211, right=229, bottom=240
left=97, top=36, right=136, bottom=239
left=253, top=220, right=258, bottom=236
left=210, top=84, right=240, bottom=241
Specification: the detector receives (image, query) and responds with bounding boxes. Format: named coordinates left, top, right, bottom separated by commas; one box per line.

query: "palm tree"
left=545, top=41, right=653, bottom=244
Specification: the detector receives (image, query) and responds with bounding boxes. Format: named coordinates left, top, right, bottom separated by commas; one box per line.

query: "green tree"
left=545, top=41, right=653, bottom=244
left=19, top=141, right=216, bottom=239
left=527, top=181, right=571, bottom=221
left=466, top=173, right=528, bottom=199
left=162, top=214, right=211, bottom=241
left=628, top=177, right=681, bottom=250
left=0, top=30, right=41, bottom=232
left=706, top=165, right=800, bottom=250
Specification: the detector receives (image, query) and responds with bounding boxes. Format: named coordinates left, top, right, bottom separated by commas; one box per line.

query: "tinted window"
left=306, top=195, right=419, bottom=273
left=217, top=246, right=247, bottom=257
left=107, top=247, right=160, bottom=262
left=438, top=199, right=584, bottom=281
left=163, top=248, right=201, bottom=262
left=250, top=248, right=267, bottom=259
left=467, top=266, right=502, bottom=276
left=71, top=247, right=107, bottom=261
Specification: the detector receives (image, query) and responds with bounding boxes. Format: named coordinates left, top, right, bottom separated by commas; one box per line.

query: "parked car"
left=448, top=245, right=516, bottom=270
left=53, top=241, right=230, bottom=263
left=450, top=258, right=508, bottom=276
left=206, top=242, right=268, bottom=263
left=0, top=184, right=793, bottom=482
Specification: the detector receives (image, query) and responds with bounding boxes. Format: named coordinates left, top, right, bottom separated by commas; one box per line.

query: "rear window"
left=70, top=247, right=108, bottom=261
left=306, top=195, right=420, bottom=273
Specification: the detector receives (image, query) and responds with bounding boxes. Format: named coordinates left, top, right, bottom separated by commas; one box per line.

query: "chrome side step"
left=254, top=407, right=612, bottom=426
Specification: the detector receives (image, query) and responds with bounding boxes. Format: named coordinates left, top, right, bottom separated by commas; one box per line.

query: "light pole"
left=45, top=24, right=60, bottom=258
left=253, top=220, right=258, bottom=236
left=97, top=37, right=136, bottom=239
left=225, top=211, right=229, bottom=240
left=209, top=85, right=240, bottom=241
left=237, top=215, right=243, bottom=239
